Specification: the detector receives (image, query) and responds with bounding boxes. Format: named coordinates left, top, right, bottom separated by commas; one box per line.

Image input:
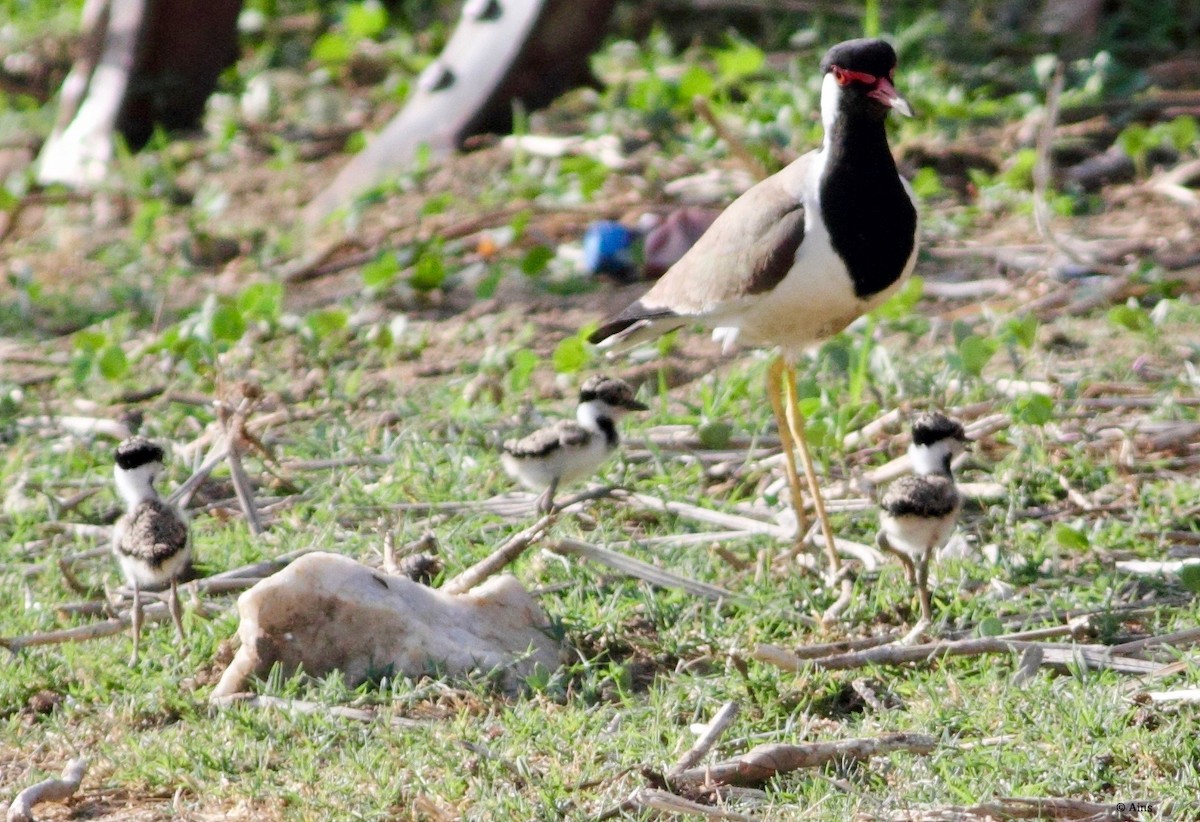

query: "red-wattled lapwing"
left=502, top=375, right=648, bottom=512
left=112, top=436, right=191, bottom=665
left=876, top=412, right=969, bottom=644
left=588, top=39, right=918, bottom=574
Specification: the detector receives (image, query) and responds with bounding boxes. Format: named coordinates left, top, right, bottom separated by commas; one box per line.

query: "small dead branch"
left=671, top=733, right=936, bottom=788
left=1143, top=687, right=1200, bottom=704
left=668, top=701, right=741, bottom=781
left=630, top=787, right=761, bottom=821
left=752, top=637, right=1162, bottom=675
left=692, top=97, right=771, bottom=180
left=617, top=492, right=792, bottom=540
left=6, top=756, right=88, bottom=822
left=550, top=539, right=743, bottom=603
left=821, top=576, right=855, bottom=625
left=441, top=514, right=555, bottom=595
left=211, top=693, right=430, bottom=729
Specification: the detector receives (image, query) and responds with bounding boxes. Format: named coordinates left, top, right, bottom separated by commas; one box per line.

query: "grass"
left=3, top=3, right=1200, bottom=820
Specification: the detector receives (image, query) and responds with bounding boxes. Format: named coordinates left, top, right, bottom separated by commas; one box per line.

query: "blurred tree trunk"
left=37, top=0, right=241, bottom=187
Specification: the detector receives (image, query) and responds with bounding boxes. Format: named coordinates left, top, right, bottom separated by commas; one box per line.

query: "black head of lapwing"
left=587, top=38, right=918, bottom=575
left=876, top=412, right=969, bottom=642
left=112, top=436, right=191, bottom=665
left=501, top=375, right=648, bottom=513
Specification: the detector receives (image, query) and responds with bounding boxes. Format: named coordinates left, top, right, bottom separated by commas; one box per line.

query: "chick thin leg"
left=129, top=581, right=142, bottom=666
left=766, top=358, right=810, bottom=542
left=781, top=360, right=839, bottom=575
left=168, top=578, right=185, bottom=644
left=537, top=477, right=559, bottom=515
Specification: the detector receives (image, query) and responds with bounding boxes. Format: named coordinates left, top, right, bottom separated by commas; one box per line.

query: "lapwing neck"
left=819, top=110, right=917, bottom=300
left=115, top=465, right=160, bottom=508
left=909, top=441, right=955, bottom=480
left=577, top=401, right=620, bottom=448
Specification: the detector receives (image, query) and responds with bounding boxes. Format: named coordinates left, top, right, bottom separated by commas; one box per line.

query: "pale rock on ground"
left=212, top=552, right=562, bottom=697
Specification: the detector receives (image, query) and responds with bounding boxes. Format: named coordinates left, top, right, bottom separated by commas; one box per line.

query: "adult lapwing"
left=111, top=436, right=191, bottom=665
left=502, top=375, right=647, bottom=512
left=876, top=412, right=969, bottom=643
left=588, top=38, right=919, bottom=574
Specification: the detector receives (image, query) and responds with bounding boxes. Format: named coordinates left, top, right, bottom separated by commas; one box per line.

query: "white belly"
left=116, top=544, right=192, bottom=589
left=502, top=438, right=611, bottom=491
left=880, top=512, right=957, bottom=559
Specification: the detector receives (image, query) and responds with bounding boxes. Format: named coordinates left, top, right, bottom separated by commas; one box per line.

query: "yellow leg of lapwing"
left=766, top=357, right=809, bottom=540
left=780, top=360, right=840, bottom=576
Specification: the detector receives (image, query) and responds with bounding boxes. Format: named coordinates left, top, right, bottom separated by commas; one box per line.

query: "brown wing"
left=589, top=152, right=812, bottom=344
left=116, top=499, right=190, bottom=565
left=880, top=475, right=960, bottom=518
left=503, top=420, right=592, bottom=459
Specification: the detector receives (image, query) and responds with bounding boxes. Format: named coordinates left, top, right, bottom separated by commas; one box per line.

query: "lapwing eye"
left=832, top=65, right=851, bottom=86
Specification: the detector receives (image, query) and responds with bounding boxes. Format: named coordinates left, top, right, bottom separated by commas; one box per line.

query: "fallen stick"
left=671, top=733, right=936, bottom=788
left=550, top=539, right=742, bottom=602
left=629, top=787, right=760, bottom=821
left=210, top=693, right=430, bottom=728
left=617, top=492, right=792, bottom=540
left=441, top=514, right=555, bottom=595
left=6, top=756, right=88, bottom=822
left=753, top=637, right=1161, bottom=674
left=668, top=701, right=741, bottom=781
left=1110, top=626, right=1200, bottom=656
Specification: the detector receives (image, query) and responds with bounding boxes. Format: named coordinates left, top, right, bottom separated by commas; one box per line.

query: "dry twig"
left=668, top=701, right=741, bottom=781
left=210, top=693, right=430, bottom=728
left=6, top=756, right=88, bottom=822
left=671, top=733, right=936, bottom=788
left=441, top=513, right=556, bottom=595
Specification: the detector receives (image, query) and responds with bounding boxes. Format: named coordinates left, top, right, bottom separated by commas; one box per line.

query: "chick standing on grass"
left=876, top=412, right=969, bottom=644
left=501, top=375, right=648, bottom=513
left=111, top=436, right=191, bottom=665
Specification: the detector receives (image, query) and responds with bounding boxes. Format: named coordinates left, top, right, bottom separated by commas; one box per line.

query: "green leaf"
left=312, top=32, right=352, bottom=67
left=677, top=65, right=716, bottom=100
left=976, top=616, right=1005, bottom=637
left=411, top=249, right=446, bottom=292
left=911, top=167, right=943, bottom=198
left=1167, top=116, right=1197, bottom=154
left=551, top=336, right=589, bottom=374
left=698, top=421, right=732, bottom=449
left=236, top=282, right=282, bottom=322
left=509, top=210, right=532, bottom=242
left=1107, top=303, right=1152, bottom=333
left=1180, top=564, right=1200, bottom=594
left=73, top=329, right=107, bottom=353
left=1051, top=523, right=1089, bottom=551
left=956, top=334, right=998, bottom=376
left=1012, top=393, right=1054, bottom=426
left=131, top=199, right=164, bottom=244
left=508, top=349, right=538, bottom=391
left=715, top=41, right=765, bottom=83
left=210, top=303, right=247, bottom=342
left=307, top=308, right=348, bottom=339
left=361, top=252, right=401, bottom=289
left=873, top=276, right=924, bottom=321
left=520, top=245, right=554, bottom=278
left=1000, top=148, right=1038, bottom=190
left=343, top=0, right=387, bottom=39
left=96, top=344, right=128, bottom=380
left=1005, top=314, right=1038, bottom=349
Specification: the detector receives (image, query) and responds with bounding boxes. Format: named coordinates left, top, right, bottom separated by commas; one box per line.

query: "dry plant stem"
left=630, top=788, right=760, bottom=822
left=441, top=513, right=556, bottom=595
left=820, top=576, right=855, bottom=626
left=167, top=443, right=228, bottom=508
left=226, top=439, right=264, bottom=535
left=671, top=733, right=936, bottom=788
left=1033, top=58, right=1125, bottom=278
left=753, top=637, right=1161, bottom=674
left=550, top=539, right=743, bottom=603
left=617, top=492, right=791, bottom=539
left=668, top=700, right=741, bottom=781
left=6, top=756, right=88, bottom=822
left=211, top=693, right=430, bottom=729
left=692, top=96, right=771, bottom=180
